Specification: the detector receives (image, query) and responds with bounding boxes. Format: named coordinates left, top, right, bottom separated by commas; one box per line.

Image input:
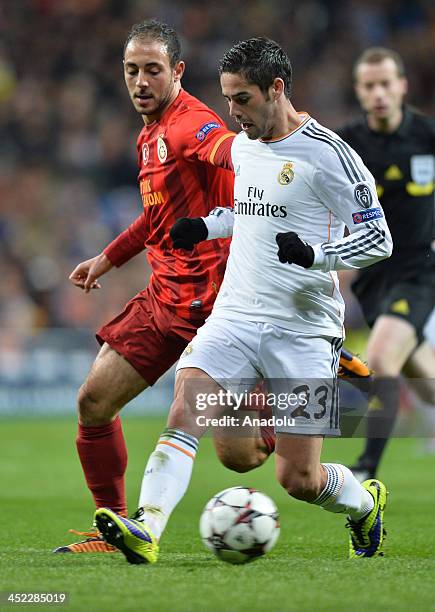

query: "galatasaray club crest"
left=157, top=135, right=167, bottom=163
left=142, top=143, right=149, bottom=165
left=278, top=162, right=294, bottom=185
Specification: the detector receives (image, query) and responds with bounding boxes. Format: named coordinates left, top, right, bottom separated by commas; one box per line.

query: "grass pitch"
left=1, top=417, right=435, bottom=611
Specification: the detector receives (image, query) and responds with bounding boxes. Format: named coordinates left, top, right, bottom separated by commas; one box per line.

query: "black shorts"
left=352, top=272, right=435, bottom=342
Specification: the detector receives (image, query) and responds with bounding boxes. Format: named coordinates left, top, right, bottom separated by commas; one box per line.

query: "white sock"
left=313, top=463, right=374, bottom=521
left=137, top=428, right=198, bottom=540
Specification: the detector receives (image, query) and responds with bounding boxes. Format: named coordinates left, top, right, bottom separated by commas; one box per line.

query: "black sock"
left=359, top=377, right=400, bottom=470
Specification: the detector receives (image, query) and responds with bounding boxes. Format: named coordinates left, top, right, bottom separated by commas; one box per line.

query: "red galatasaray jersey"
left=104, top=89, right=235, bottom=320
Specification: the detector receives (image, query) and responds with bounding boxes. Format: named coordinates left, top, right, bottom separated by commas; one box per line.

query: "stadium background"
left=1, top=0, right=434, bottom=415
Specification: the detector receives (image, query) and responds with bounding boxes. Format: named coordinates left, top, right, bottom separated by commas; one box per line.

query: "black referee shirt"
left=337, top=107, right=435, bottom=281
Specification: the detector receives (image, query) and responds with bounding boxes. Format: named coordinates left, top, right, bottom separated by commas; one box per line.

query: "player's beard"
left=242, top=114, right=272, bottom=140
left=257, top=116, right=275, bottom=140
left=137, top=80, right=177, bottom=118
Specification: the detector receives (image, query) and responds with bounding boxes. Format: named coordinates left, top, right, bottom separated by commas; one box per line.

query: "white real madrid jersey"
left=203, top=114, right=393, bottom=337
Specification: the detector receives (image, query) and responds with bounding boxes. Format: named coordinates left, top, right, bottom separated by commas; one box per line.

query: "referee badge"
left=410, top=155, right=434, bottom=185
left=157, top=135, right=167, bottom=163
left=278, top=162, right=294, bottom=185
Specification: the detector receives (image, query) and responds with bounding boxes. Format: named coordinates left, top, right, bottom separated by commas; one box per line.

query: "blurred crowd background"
left=0, top=0, right=434, bottom=406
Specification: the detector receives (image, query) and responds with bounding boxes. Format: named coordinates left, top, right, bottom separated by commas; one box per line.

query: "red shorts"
left=96, top=289, right=206, bottom=386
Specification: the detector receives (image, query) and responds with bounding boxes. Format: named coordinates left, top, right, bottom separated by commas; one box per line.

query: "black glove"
left=170, top=217, right=208, bottom=251
left=276, top=231, right=314, bottom=268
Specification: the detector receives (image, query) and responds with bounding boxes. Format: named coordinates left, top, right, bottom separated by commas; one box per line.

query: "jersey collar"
left=259, top=112, right=311, bottom=143
left=145, top=89, right=185, bottom=127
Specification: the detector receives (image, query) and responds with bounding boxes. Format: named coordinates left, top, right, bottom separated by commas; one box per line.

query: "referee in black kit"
left=337, top=47, right=435, bottom=481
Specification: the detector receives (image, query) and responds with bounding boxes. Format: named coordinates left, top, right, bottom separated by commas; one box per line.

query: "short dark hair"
left=353, top=47, right=406, bottom=79
left=218, top=38, right=292, bottom=98
left=124, top=19, right=181, bottom=68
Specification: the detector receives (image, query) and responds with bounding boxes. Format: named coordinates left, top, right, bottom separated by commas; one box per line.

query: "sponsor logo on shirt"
left=390, top=299, right=410, bottom=315
left=352, top=207, right=383, bottom=224
left=142, top=143, right=149, bottom=166
left=278, top=161, right=294, bottom=185
left=140, top=179, right=166, bottom=208
left=384, top=164, right=403, bottom=181
left=235, top=186, right=287, bottom=218
left=234, top=199, right=287, bottom=218
left=157, top=135, right=167, bottom=163
left=195, top=122, right=221, bottom=141
left=353, top=183, right=373, bottom=208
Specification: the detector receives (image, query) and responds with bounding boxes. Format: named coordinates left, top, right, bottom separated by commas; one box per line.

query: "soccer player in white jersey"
left=95, top=38, right=393, bottom=563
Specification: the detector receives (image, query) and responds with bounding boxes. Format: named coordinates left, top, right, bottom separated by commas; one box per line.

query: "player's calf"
left=276, top=462, right=323, bottom=502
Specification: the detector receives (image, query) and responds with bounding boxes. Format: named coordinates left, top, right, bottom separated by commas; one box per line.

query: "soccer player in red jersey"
left=53, top=20, right=239, bottom=554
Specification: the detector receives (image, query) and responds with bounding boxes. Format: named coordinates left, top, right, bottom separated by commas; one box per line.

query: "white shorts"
left=177, top=316, right=342, bottom=436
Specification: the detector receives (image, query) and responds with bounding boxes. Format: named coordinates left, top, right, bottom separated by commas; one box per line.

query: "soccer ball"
left=199, top=486, right=280, bottom=564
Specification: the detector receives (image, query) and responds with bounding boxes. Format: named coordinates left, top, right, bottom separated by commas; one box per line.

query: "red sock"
left=242, top=383, right=276, bottom=455
left=76, top=416, right=128, bottom=514
left=260, top=425, right=276, bottom=454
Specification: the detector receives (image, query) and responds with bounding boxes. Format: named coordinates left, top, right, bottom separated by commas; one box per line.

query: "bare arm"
left=69, top=213, right=148, bottom=292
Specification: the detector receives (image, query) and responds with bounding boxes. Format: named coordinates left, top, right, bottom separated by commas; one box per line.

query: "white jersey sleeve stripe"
left=303, top=125, right=364, bottom=184
left=309, top=125, right=367, bottom=183
left=340, top=232, right=386, bottom=261
left=303, top=128, right=355, bottom=183
left=323, top=228, right=385, bottom=257
left=323, top=228, right=378, bottom=252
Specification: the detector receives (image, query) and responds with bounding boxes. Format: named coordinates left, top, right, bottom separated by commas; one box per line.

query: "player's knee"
left=277, top=466, right=319, bottom=501
left=368, top=351, right=402, bottom=377
left=77, top=384, right=115, bottom=426
left=368, top=357, right=389, bottom=376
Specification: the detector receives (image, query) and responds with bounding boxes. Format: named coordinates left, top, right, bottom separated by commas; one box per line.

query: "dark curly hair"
left=219, top=37, right=292, bottom=98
